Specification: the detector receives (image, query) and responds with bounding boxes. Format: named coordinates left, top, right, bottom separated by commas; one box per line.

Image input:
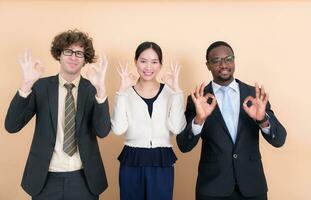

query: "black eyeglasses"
left=62, top=49, right=85, bottom=58
left=208, top=55, right=235, bottom=66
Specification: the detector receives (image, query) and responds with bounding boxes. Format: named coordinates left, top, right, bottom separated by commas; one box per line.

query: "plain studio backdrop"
left=0, top=0, right=310, bottom=199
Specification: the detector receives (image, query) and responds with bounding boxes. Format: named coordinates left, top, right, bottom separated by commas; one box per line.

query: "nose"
left=69, top=54, right=78, bottom=60
left=219, top=60, right=226, bottom=68
left=146, top=61, right=152, bottom=69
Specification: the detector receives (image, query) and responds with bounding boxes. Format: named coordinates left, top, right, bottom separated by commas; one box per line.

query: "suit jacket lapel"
left=75, top=77, right=90, bottom=132
left=204, top=82, right=233, bottom=142
left=48, top=75, right=59, bottom=137
left=235, top=79, right=249, bottom=144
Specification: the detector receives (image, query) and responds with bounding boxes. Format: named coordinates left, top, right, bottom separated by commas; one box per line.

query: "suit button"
left=233, top=154, right=238, bottom=159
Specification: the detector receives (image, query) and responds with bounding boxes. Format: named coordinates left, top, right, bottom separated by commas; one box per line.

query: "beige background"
left=0, top=0, right=310, bottom=199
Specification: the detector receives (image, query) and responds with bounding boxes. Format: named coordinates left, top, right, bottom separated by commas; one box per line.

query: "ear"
left=206, top=61, right=211, bottom=71
left=57, top=50, right=62, bottom=60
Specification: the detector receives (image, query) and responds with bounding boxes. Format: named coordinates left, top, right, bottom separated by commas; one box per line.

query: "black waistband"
left=48, top=169, right=84, bottom=178
left=118, top=145, right=177, bottom=167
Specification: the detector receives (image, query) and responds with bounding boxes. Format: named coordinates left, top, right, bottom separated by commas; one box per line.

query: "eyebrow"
left=138, top=58, right=159, bottom=61
left=210, top=55, right=233, bottom=59
left=65, top=48, right=84, bottom=52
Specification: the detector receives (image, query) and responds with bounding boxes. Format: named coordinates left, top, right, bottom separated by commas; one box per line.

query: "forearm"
left=92, top=98, right=111, bottom=138
left=176, top=122, right=201, bottom=153
left=167, top=92, right=186, bottom=134
left=111, top=93, right=129, bottom=135
left=262, top=109, right=287, bottom=147
left=5, top=92, right=35, bottom=133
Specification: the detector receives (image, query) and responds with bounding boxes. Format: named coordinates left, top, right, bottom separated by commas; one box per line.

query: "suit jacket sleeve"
left=176, top=95, right=201, bottom=153
left=91, top=95, right=111, bottom=138
left=261, top=101, right=287, bottom=147
left=5, top=90, right=36, bottom=133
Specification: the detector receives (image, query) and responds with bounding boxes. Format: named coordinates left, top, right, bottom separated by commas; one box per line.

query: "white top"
left=111, top=85, right=186, bottom=148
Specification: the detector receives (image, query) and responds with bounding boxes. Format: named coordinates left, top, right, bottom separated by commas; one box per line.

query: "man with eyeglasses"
left=5, top=30, right=111, bottom=200
left=177, top=41, right=287, bottom=200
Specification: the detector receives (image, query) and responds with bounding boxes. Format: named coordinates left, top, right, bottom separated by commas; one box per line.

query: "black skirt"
left=118, top=145, right=177, bottom=167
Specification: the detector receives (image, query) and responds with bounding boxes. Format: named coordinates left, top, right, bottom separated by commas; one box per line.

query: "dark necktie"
left=63, top=83, right=77, bottom=156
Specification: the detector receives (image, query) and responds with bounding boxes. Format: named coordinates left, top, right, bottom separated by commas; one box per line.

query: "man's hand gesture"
left=85, top=54, right=108, bottom=99
left=243, top=83, right=268, bottom=122
left=191, top=83, right=217, bottom=125
left=19, top=49, right=44, bottom=93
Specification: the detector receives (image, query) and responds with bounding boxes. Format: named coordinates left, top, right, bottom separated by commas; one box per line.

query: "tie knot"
left=220, top=86, right=230, bottom=94
left=64, top=83, right=75, bottom=92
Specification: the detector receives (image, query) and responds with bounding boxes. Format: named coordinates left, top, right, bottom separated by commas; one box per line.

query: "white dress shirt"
left=192, top=79, right=270, bottom=136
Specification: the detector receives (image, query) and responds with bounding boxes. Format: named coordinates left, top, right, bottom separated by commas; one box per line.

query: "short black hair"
left=206, top=41, right=234, bottom=61
left=135, top=41, right=162, bottom=64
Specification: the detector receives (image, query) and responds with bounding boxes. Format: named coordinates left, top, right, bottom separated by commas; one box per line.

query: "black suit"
left=177, top=79, right=286, bottom=198
left=5, top=75, right=111, bottom=196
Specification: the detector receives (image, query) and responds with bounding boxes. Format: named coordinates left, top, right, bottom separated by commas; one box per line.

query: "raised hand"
left=85, top=54, right=108, bottom=98
left=161, top=62, right=181, bottom=92
left=19, top=49, right=44, bottom=92
left=191, top=83, right=217, bottom=125
left=116, top=62, right=137, bottom=93
left=243, top=83, right=268, bottom=121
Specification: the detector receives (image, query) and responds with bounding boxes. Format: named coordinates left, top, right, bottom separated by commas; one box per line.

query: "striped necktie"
left=63, top=83, right=77, bottom=156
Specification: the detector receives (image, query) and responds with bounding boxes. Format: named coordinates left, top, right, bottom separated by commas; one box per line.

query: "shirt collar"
left=59, top=74, right=81, bottom=88
left=212, top=79, right=239, bottom=93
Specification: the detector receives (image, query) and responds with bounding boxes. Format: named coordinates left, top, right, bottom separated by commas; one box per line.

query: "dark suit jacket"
left=5, top=75, right=111, bottom=196
left=177, top=79, right=286, bottom=197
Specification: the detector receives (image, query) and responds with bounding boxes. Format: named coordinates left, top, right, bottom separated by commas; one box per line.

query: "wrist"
left=194, top=116, right=205, bottom=125
left=256, top=113, right=269, bottom=124
left=96, top=87, right=106, bottom=99
left=20, top=81, right=34, bottom=93
left=118, top=85, right=129, bottom=93
left=259, top=120, right=270, bottom=128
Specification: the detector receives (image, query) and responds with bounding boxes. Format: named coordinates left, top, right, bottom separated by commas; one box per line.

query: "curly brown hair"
left=50, top=29, right=96, bottom=64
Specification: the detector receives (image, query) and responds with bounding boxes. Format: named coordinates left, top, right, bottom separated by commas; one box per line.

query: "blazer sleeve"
left=176, top=95, right=201, bottom=153
left=91, top=96, right=111, bottom=138
left=5, top=90, right=36, bottom=133
left=111, top=92, right=129, bottom=135
left=261, top=101, right=287, bottom=147
left=166, top=91, right=186, bottom=135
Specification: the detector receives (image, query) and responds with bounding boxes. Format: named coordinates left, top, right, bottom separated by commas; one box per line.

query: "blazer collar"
left=235, top=79, right=250, bottom=144
left=75, top=77, right=90, bottom=132
left=48, top=75, right=59, bottom=137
